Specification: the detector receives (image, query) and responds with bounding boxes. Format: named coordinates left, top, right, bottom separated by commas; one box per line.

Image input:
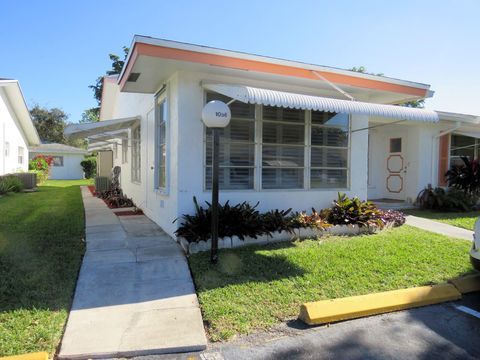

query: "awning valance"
left=64, top=116, right=140, bottom=139
left=203, top=83, right=439, bottom=122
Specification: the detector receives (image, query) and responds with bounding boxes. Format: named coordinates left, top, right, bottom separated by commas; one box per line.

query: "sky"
left=1, top=0, right=479, bottom=122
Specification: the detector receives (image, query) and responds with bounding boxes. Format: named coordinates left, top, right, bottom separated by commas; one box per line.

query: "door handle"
left=150, top=166, right=154, bottom=170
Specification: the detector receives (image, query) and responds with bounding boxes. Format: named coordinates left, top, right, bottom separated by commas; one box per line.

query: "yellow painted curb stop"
left=0, top=353, right=48, bottom=360
left=449, top=273, right=480, bottom=294
left=299, top=284, right=461, bottom=325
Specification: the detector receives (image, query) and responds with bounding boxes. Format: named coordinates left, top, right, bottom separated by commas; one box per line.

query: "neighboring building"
left=29, top=143, right=88, bottom=180
left=66, top=35, right=479, bottom=237
left=0, top=79, right=40, bottom=174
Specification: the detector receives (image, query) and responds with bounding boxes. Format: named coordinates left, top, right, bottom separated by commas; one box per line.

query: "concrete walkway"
left=406, top=215, right=473, bottom=241
left=59, top=187, right=207, bottom=359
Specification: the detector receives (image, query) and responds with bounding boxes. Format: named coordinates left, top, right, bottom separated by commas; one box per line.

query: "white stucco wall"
left=0, top=88, right=29, bottom=175
left=175, top=71, right=369, bottom=222
left=29, top=152, right=86, bottom=180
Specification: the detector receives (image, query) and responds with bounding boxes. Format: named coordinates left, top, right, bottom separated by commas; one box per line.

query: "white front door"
left=145, top=108, right=156, bottom=212
left=385, top=136, right=407, bottom=200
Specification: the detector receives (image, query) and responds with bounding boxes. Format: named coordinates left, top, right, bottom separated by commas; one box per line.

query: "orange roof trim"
left=120, top=42, right=428, bottom=97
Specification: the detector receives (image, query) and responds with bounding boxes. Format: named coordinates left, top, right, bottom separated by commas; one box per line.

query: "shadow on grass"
left=189, top=241, right=306, bottom=291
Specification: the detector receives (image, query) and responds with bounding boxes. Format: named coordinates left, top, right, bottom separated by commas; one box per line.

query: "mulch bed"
left=114, top=210, right=144, bottom=216
left=87, top=185, right=96, bottom=196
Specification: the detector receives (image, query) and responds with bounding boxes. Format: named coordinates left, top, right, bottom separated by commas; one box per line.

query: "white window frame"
left=131, top=125, right=141, bottom=183
left=52, top=155, right=64, bottom=167
left=18, top=146, right=24, bottom=164
left=154, top=91, right=169, bottom=193
left=202, top=91, right=351, bottom=192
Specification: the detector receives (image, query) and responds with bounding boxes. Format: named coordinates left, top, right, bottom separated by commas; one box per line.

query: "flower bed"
left=175, top=193, right=405, bottom=254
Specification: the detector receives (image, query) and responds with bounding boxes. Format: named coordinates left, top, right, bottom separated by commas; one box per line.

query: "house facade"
left=0, top=79, right=40, bottom=175
left=29, top=143, right=88, bottom=180
left=66, top=36, right=479, bottom=237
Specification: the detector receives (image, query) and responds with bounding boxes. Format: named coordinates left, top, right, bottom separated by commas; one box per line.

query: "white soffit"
left=203, top=83, right=439, bottom=123
left=65, top=116, right=140, bottom=139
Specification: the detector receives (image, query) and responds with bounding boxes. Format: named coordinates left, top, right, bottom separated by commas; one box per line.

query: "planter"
left=177, top=223, right=386, bottom=255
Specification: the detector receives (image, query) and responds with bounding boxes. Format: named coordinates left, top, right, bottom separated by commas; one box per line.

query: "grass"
left=0, top=179, right=91, bottom=356
left=188, top=225, right=473, bottom=341
left=405, top=209, right=480, bottom=230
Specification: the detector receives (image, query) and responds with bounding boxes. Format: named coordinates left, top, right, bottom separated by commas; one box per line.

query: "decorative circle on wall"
left=387, top=155, right=404, bottom=173
left=387, top=174, right=403, bottom=193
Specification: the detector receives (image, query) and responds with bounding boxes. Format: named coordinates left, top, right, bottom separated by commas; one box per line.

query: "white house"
left=29, top=143, right=88, bottom=180
left=0, top=79, right=40, bottom=175
left=66, top=36, right=479, bottom=237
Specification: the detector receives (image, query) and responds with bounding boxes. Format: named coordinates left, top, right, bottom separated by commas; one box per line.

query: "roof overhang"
left=204, top=83, right=439, bottom=122
left=0, top=80, right=40, bottom=145
left=64, top=116, right=140, bottom=140
left=118, top=35, right=432, bottom=105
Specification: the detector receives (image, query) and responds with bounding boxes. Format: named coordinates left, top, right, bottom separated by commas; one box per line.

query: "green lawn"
left=188, top=225, right=473, bottom=341
left=405, top=209, right=480, bottom=230
left=0, top=179, right=91, bottom=356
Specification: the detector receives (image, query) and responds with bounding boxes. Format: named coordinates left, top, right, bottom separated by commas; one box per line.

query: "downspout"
left=430, top=121, right=461, bottom=186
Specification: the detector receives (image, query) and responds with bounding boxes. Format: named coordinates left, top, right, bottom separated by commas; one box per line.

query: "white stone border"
left=177, top=223, right=387, bottom=255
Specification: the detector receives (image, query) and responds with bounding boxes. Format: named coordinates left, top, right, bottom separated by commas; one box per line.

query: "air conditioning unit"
left=95, top=176, right=110, bottom=193
left=13, top=173, right=37, bottom=189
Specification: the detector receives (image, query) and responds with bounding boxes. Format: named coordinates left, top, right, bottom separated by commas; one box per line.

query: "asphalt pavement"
left=133, top=293, right=480, bottom=360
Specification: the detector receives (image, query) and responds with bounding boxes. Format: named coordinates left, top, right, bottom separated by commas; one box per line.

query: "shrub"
left=0, top=179, right=13, bottom=194
left=295, top=209, right=332, bottom=230
left=446, top=156, right=480, bottom=195
left=0, top=176, right=24, bottom=193
left=416, top=185, right=475, bottom=211
left=81, top=156, right=97, bottom=179
left=28, top=154, right=53, bottom=184
left=321, top=193, right=384, bottom=228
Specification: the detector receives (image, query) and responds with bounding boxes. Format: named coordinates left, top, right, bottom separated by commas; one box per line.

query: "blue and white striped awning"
left=203, top=83, right=439, bottom=122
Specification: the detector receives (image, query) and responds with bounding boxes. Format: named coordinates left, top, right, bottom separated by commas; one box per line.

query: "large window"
left=262, top=106, right=305, bottom=189
left=450, top=134, right=478, bottom=167
left=205, top=93, right=255, bottom=190
left=122, top=139, right=128, bottom=164
left=131, top=125, right=141, bottom=183
left=310, top=111, right=349, bottom=188
left=203, top=93, right=350, bottom=190
left=156, top=96, right=168, bottom=190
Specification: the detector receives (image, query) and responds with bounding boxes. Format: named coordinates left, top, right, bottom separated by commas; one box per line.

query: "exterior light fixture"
left=201, top=100, right=231, bottom=263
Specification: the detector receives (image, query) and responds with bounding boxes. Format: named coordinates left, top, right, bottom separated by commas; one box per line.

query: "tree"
left=349, top=66, right=424, bottom=108
left=83, top=46, right=129, bottom=122
left=30, top=105, right=68, bottom=143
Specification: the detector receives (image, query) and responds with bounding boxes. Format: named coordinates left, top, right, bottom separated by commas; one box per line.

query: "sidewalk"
left=59, top=187, right=207, bottom=359
left=405, top=215, right=473, bottom=241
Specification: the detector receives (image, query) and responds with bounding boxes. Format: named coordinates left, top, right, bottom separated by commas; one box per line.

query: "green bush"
left=81, top=156, right=96, bottom=179
left=0, top=176, right=24, bottom=193
left=416, top=185, right=475, bottom=211
left=320, top=192, right=384, bottom=228
left=0, top=179, right=13, bottom=194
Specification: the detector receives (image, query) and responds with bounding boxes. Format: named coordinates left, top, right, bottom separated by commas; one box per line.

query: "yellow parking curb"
left=299, top=284, right=461, bottom=325
left=0, top=353, right=48, bottom=360
left=449, top=273, right=480, bottom=294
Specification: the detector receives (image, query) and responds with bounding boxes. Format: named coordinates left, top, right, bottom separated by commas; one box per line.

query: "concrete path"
left=59, top=187, right=207, bottom=359
left=405, top=215, right=473, bottom=241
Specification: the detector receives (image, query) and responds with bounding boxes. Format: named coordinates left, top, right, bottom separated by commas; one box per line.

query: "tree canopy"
left=30, top=105, right=68, bottom=143
left=82, top=46, right=129, bottom=122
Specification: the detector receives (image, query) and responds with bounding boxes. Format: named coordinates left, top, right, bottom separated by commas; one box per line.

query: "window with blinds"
left=156, top=97, right=167, bottom=189
left=203, top=92, right=350, bottom=191
left=205, top=93, right=255, bottom=190
left=450, top=134, right=478, bottom=168
left=310, top=111, right=349, bottom=188
left=262, top=106, right=305, bottom=189
left=131, top=126, right=141, bottom=183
